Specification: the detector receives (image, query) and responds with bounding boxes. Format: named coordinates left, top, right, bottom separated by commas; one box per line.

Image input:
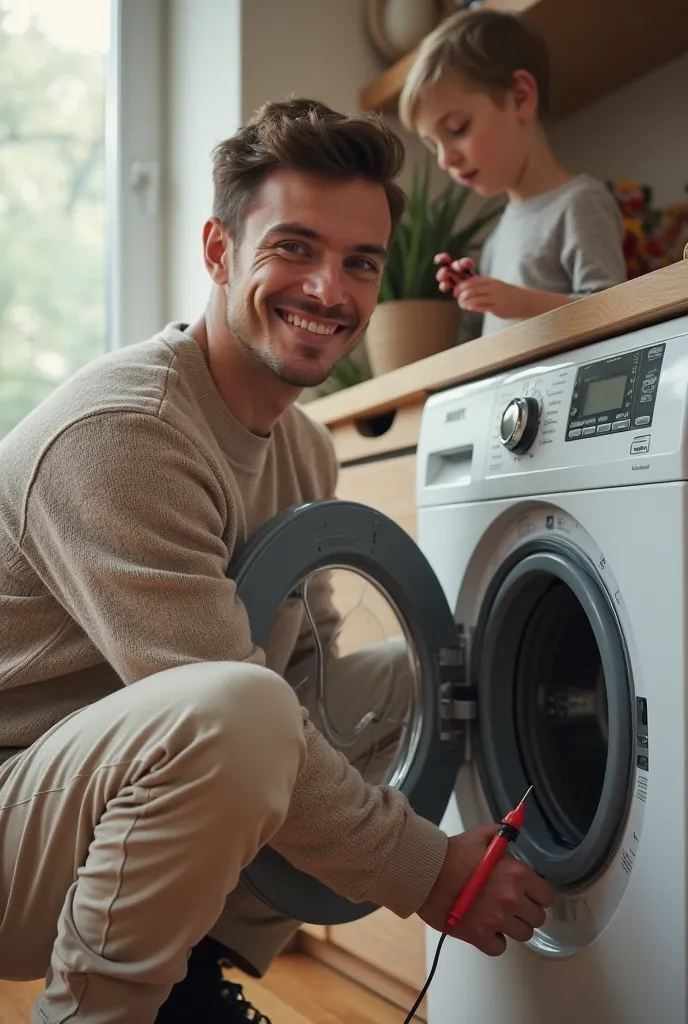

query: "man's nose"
left=302, top=260, right=347, bottom=307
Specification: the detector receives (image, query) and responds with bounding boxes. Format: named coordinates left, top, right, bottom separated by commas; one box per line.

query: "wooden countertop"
left=306, top=261, right=688, bottom=428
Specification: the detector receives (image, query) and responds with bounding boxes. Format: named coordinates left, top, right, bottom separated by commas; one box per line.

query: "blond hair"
left=399, top=9, right=550, bottom=130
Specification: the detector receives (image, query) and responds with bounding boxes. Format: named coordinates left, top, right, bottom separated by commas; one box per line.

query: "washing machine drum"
left=471, top=538, right=635, bottom=890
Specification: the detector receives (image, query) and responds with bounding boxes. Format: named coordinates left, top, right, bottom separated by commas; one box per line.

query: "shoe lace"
left=219, top=978, right=271, bottom=1023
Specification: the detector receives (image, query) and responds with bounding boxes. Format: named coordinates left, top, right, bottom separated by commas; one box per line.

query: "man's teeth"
left=282, top=311, right=338, bottom=335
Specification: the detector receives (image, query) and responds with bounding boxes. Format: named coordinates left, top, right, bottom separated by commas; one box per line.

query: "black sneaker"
left=218, top=977, right=271, bottom=1022
left=156, top=936, right=271, bottom=1023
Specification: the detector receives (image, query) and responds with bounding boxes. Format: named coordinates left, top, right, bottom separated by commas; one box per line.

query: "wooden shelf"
left=360, top=0, right=688, bottom=120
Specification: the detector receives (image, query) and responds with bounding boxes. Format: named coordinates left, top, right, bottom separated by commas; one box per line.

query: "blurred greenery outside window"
left=0, top=0, right=110, bottom=439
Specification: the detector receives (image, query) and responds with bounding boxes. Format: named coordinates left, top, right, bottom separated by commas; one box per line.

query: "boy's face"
left=413, top=73, right=535, bottom=197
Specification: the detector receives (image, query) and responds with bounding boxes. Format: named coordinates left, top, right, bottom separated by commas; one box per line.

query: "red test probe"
left=402, top=785, right=534, bottom=1023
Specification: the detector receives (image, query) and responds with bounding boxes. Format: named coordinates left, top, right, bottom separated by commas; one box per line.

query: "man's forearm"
left=271, top=713, right=448, bottom=918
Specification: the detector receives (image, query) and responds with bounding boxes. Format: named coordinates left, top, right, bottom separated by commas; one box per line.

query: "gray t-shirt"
left=479, top=174, right=626, bottom=336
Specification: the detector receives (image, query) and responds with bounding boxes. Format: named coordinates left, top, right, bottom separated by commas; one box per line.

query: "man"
left=0, top=98, right=554, bottom=1023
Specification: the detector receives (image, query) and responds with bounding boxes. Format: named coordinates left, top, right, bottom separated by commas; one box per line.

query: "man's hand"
left=417, top=827, right=555, bottom=956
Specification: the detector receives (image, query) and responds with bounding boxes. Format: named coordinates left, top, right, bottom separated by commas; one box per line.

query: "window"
left=0, top=0, right=164, bottom=440
left=0, top=0, right=111, bottom=439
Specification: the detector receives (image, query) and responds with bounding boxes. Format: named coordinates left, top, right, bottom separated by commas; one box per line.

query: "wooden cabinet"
left=337, top=453, right=418, bottom=540
left=297, top=399, right=429, bottom=1018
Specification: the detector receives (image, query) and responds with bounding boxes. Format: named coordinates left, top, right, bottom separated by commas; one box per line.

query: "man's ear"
left=203, top=217, right=233, bottom=285
left=510, top=69, right=539, bottom=123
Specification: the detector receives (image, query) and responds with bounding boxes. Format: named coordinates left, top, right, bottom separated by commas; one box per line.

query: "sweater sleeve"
left=21, top=412, right=262, bottom=681
left=21, top=410, right=448, bottom=917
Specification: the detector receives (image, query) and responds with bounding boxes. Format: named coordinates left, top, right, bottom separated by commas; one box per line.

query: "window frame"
left=106, top=0, right=165, bottom=350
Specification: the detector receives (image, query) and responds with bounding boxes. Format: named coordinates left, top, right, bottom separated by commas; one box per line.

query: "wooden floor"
left=0, top=953, right=406, bottom=1023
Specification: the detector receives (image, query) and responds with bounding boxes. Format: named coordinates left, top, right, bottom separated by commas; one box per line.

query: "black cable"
left=402, top=930, right=448, bottom=1023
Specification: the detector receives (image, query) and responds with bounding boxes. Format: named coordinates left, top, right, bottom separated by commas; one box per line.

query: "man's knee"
left=141, top=660, right=307, bottom=790
left=174, top=660, right=302, bottom=726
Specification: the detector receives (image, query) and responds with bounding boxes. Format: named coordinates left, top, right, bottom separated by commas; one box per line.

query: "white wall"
left=240, top=0, right=448, bottom=199
left=164, top=0, right=242, bottom=323
left=550, top=52, right=688, bottom=208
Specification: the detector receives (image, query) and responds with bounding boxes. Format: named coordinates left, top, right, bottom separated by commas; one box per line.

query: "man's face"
left=223, top=170, right=391, bottom=388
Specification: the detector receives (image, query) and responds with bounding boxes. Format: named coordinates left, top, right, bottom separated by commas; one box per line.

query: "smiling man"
left=0, top=98, right=554, bottom=1024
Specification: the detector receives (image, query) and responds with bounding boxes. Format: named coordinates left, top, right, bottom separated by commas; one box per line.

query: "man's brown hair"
left=399, top=9, right=551, bottom=129
left=211, top=98, right=406, bottom=246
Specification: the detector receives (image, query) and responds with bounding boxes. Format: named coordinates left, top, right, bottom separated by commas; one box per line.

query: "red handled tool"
left=446, top=784, right=533, bottom=928
left=402, top=785, right=534, bottom=1023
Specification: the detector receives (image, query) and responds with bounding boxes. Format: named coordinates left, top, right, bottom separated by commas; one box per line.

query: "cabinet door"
left=336, top=453, right=418, bottom=540
left=330, top=907, right=428, bottom=990
left=330, top=441, right=426, bottom=989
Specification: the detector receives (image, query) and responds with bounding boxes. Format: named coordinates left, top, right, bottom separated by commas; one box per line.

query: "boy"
left=400, top=8, right=627, bottom=336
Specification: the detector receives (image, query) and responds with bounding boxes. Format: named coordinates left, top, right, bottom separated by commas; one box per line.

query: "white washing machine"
left=415, top=314, right=688, bottom=1024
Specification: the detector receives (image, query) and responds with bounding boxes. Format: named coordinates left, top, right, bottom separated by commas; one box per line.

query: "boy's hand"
left=417, top=827, right=555, bottom=956
left=435, top=254, right=476, bottom=293
left=454, top=276, right=529, bottom=319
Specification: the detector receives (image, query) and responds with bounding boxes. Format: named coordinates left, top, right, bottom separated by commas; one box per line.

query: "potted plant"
left=365, top=157, right=503, bottom=376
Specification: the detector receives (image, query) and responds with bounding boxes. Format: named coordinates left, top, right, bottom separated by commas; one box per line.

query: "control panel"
left=565, top=342, right=665, bottom=441
left=417, top=317, right=688, bottom=508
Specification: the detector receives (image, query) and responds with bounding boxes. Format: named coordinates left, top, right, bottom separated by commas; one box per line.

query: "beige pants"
left=0, top=641, right=412, bottom=1023
left=0, top=662, right=307, bottom=1024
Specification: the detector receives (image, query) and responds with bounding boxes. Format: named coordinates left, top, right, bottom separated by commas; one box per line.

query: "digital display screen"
left=581, top=374, right=627, bottom=417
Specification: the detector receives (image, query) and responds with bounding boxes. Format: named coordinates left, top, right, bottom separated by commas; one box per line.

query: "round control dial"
left=499, top=396, right=540, bottom=454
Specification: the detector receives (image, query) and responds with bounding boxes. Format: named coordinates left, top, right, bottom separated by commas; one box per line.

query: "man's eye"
left=279, top=241, right=307, bottom=255
left=347, top=257, right=378, bottom=272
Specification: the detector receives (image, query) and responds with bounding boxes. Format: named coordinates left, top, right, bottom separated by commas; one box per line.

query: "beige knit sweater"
left=0, top=323, right=447, bottom=919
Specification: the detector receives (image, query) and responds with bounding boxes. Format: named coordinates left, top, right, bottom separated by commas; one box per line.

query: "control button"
left=631, top=435, right=651, bottom=455
left=638, top=698, right=648, bottom=726
left=635, top=415, right=651, bottom=426
left=637, top=734, right=648, bottom=748
left=582, top=426, right=596, bottom=436
left=640, top=394, right=652, bottom=403
left=637, top=755, right=649, bottom=771
left=568, top=428, right=582, bottom=438
left=597, top=423, right=611, bottom=434
left=612, top=420, right=630, bottom=431
left=499, top=397, right=540, bottom=454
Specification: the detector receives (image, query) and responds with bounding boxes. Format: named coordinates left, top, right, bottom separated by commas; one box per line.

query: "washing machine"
left=222, top=311, right=688, bottom=1024
left=415, top=314, right=688, bottom=1024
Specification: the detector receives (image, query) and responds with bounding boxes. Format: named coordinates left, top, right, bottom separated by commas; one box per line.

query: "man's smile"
left=274, top=305, right=353, bottom=343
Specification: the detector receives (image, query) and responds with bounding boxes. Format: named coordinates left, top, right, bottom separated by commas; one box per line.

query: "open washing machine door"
left=461, top=528, right=637, bottom=897
left=228, top=499, right=466, bottom=927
